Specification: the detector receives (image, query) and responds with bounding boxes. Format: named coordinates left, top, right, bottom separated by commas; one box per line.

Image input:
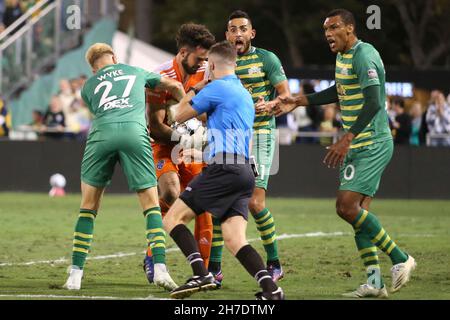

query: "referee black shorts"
left=179, top=154, right=255, bottom=222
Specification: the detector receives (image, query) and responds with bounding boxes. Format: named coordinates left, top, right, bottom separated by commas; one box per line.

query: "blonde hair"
left=85, top=43, right=115, bottom=68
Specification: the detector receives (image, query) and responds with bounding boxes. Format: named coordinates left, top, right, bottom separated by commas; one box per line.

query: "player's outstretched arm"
left=255, top=80, right=290, bottom=114
left=273, top=84, right=339, bottom=116
left=172, top=79, right=209, bottom=124
left=156, top=77, right=185, bottom=102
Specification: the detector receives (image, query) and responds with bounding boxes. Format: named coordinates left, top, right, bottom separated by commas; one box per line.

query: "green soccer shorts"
left=81, top=122, right=157, bottom=191
left=252, top=130, right=276, bottom=190
left=339, top=139, right=394, bottom=197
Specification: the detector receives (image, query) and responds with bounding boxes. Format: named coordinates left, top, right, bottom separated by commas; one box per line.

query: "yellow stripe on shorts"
left=350, top=141, right=374, bottom=149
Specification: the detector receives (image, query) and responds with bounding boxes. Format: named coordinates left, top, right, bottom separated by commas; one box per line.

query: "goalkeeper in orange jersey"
left=143, top=23, right=216, bottom=284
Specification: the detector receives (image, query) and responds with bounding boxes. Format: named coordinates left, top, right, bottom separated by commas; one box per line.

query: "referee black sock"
left=235, top=244, right=278, bottom=293
left=170, top=224, right=208, bottom=277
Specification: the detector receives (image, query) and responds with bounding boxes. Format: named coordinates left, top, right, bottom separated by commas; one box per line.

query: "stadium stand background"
left=0, top=0, right=449, bottom=198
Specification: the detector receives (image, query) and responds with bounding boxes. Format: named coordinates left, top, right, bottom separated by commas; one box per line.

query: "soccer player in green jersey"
left=207, top=10, right=291, bottom=284
left=274, top=9, right=416, bottom=298
left=63, top=43, right=185, bottom=291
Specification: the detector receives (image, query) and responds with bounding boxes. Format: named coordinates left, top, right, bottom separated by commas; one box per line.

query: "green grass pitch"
left=0, top=193, right=449, bottom=300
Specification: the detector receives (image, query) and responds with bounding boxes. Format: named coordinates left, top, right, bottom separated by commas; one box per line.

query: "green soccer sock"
left=209, top=217, right=224, bottom=271
left=72, top=209, right=97, bottom=270
left=254, top=208, right=279, bottom=262
left=144, top=207, right=166, bottom=264
left=354, top=229, right=384, bottom=289
left=353, top=209, right=408, bottom=265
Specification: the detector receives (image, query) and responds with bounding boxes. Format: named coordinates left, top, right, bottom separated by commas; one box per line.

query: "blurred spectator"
left=276, top=113, right=298, bottom=145
left=2, top=0, right=23, bottom=28
left=391, top=98, right=412, bottom=145
left=293, top=82, right=320, bottom=144
left=22, top=0, right=40, bottom=13
left=66, top=99, right=92, bottom=140
left=70, top=78, right=83, bottom=101
left=42, top=95, right=65, bottom=139
left=386, top=97, right=395, bottom=131
left=0, top=0, right=5, bottom=27
left=29, top=109, right=44, bottom=130
left=303, top=82, right=323, bottom=129
left=0, top=97, right=11, bottom=137
left=319, top=103, right=341, bottom=146
left=409, top=102, right=423, bottom=146
left=426, top=90, right=450, bottom=147
left=57, top=79, right=75, bottom=116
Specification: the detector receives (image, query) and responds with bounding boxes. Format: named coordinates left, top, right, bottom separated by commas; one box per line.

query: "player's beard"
left=181, top=53, right=198, bottom=75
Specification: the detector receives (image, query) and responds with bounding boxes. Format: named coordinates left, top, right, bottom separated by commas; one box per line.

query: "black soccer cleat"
left=255, top=287, right=285, bottom=300
left=170, top=273, right=217, bottom=299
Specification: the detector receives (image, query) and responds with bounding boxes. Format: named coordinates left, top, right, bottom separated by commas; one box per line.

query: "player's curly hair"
left=175, top=23, right=216, bottom=51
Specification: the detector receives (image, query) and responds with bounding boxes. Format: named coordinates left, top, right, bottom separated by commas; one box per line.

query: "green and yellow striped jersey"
left=335, top=40, right=392, bottom=149
left=235, top=46, right=287, bottom=132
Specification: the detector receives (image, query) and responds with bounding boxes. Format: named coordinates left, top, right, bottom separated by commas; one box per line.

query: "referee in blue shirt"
left=164, top=41, right=284, bottom=300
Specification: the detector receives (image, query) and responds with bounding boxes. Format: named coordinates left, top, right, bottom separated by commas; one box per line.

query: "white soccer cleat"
left=391, top=255, right=416, bottom=292
left=63, top=267, right=83, bottom=290
left=153, top=263, right=178, bottom=291
left=342, top=284, right=388, bottom=298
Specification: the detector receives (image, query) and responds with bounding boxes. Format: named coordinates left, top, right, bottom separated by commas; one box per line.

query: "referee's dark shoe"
left=255, top=287, right=285, bottom=300
left=170, top=273, right=217, bottom=299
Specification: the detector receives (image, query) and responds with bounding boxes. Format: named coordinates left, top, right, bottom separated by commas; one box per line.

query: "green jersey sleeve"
left=263, top=51, right=287, bottom=87
left=136, top=67, right=161, bottom=89
left=353, top=44, right=383, bottom=89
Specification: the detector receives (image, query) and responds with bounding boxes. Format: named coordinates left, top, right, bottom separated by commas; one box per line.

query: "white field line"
left=0, top=231, right=349, bottom=268
left=0, top=231, right=434, bottom=268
